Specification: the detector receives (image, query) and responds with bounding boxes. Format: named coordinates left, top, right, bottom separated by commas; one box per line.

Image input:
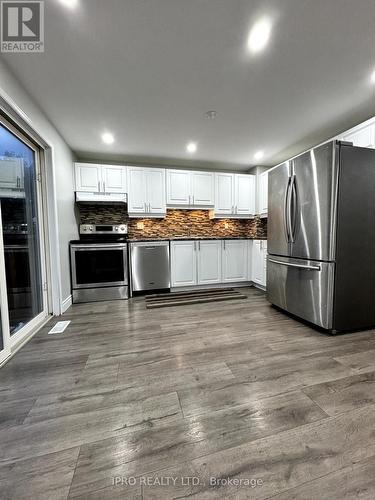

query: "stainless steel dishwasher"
left=130, top=241, right=170, bottom=294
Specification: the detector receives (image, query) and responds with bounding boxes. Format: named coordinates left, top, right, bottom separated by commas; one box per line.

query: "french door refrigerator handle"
left=268, top=258, right=321, bottom=271
left=290, top=174, right=297, bottom=243
left=284, top=177, right=292, bottom=243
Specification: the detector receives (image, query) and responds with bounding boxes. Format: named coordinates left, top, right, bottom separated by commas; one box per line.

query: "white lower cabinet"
left=171, top=240, right=221, bottom=287
left=222, top=240, right=248, bottom=283
left=170, top=241, right=197, bottom=287
left=247, top=240, right=253, bottom=281
left=252, top=240, right=267, bottom=287
left=171, top=239, right=264, bottom=288
left=197, top=240, right=222, bottom=285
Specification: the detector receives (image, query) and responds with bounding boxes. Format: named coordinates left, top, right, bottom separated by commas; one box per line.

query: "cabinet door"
left=102, top=165, right=127, bottom=193
left=215, top=173, right=234, bottom=215
left=262, top=241, right=268, bottom=287
left=127, top=167, right=146, bottom=213
left=235, top=174, right=255, bottom=215
left=252, top=240, right=264, bottom=285
left=0, top=157, right=23, bottom=189
left=258, top=172, right=268, bottom=215
left=146, top=169, right=166, bottom=214
left=75, top=163, right=102, bottom=192
left=197, top=240, right=222, bottom=285
left=171, top=241, right=197, bottom=287
left=192, top=171, right=214, bottom=206
left=222, top=240, right=248, bottom=282
left=247, top=240, right=253, bottom=281
left=343, top=125, right=375, bottom=148
left=166, top=170, right=191, bottom=205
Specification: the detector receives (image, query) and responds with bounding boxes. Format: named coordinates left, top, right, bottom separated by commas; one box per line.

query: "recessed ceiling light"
left=205, top=110, right=217, bottom=119
left=186, top=142, right=197, bottom=154
left=247, top=17, right=272, bottom=54
left=59, top=0, right=78, bottom=8
left=254, top=151, right=264, bottom=161
left=101, top=132, right=115, bottom=145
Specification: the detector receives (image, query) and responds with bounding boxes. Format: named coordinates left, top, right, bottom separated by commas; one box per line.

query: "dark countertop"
left=128, top=236, right=267, bottom=242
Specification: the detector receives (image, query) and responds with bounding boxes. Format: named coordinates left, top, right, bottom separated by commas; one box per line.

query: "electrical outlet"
left=137, top=221, right=145, bottom=230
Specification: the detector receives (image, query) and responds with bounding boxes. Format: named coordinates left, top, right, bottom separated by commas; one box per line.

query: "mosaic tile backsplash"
left=78, top=205, right=267, bottom=239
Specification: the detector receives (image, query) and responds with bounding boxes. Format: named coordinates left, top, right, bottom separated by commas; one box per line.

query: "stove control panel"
left=80, top=224, right=128, bottom=235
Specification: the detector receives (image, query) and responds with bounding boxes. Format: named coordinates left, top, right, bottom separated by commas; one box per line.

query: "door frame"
left=0, top=115, right=51, bottom=358
left=0, top=91, right=62, bottom=317
left=0, top=203, right=11, bottom=364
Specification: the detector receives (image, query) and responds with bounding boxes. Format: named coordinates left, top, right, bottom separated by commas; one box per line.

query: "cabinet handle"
left=189, top=195, right=191, bottom=205
left=224, top=240, right=226, bottom=250
left=193, top=195, right=195, bottom=205
left=231, top=205, right=234, bottom=214
left=103, top=181, right=106, bottom=192
left=198, top=241, right=200, bottom=251
left=144, top=202, right=147, bottom=212
left=149, top=203, right=151, bottom=212
left=98, top=181, right=100, bottom=192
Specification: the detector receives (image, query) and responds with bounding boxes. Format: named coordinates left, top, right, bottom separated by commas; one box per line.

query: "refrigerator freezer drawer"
left=266, top=255, right=335, bottom=330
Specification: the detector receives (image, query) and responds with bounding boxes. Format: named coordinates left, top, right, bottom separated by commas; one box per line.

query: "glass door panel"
left=0, top=122, right=45, bottom=338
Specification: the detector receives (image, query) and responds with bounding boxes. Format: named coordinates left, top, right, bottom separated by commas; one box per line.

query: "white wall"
left=0, top=59, right=77, bottom=308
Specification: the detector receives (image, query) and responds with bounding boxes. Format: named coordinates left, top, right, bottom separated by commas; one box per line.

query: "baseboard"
left=252, top=282, right=266, bottom=291
left=61, top=294, right=72, bottom=313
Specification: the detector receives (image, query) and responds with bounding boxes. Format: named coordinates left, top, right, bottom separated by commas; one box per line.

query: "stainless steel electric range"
left=70, top=224, right=128, bottom=304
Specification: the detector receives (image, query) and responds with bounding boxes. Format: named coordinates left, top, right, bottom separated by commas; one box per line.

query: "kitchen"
left=1, top=1, right=375, bottom=499
left=70, top=163, right=268, bottom=304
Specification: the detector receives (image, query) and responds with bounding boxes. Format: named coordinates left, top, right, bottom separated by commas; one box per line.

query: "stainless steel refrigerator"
left=267, top=140, right=375, bottom=333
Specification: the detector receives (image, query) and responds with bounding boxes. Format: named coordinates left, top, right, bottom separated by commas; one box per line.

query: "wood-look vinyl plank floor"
left=1, top=287, right=375, bottom=499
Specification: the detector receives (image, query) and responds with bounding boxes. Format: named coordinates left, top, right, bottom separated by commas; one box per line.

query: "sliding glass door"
left=0, top=117, right=48, bottom=361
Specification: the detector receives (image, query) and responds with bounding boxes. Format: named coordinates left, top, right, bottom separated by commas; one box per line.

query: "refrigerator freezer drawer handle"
left=268, top=258, right=321, bottom=271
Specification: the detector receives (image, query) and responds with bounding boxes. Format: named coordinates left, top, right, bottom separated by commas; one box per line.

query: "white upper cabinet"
left=166, top=170, right=191, bottom=205
left=214, top=173, right=255, bottom=218
left=235, top=174, right=256, bottom=215
left=75, top=163, right=127, bottom=194
left=258, top=171, right=268, bottom=216
left=75, top=163, right=102, bottom=192
left=128, top=166, right=166, bottom=217
left=127, top=167, right=146, bottom=213
left=215, top=173, right=234, bottom=215
left=102, top=165, right=127, bottom=193
left=191, top=171, right=214, bottom=206
left=146, top=169, right=166, bottom=214
left=222, top=240, right=248, bottom=282
left=342, top=124, right=375, bottom=148
left=197, top=240, right=222, bottom=285
left=0, top=157, right=23, bottom=190
left=166, top=169, right=214, bottom=207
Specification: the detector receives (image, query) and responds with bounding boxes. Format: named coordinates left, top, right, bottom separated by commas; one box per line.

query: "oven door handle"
left=71, top=243, right=127, bottom=250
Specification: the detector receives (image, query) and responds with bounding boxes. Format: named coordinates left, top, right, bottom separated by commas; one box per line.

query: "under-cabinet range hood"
left=75, top=191, right=127, bottom=204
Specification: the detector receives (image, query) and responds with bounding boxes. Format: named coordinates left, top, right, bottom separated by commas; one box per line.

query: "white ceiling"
left=2, top=0, right=375, bottom=170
